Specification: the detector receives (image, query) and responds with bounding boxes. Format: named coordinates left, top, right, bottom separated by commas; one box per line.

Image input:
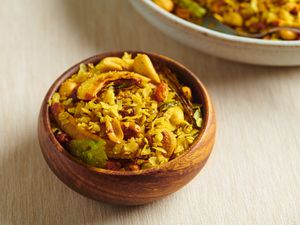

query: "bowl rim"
left=41, top=51, right=214, bottom=176
left=138, top=0, right=300, bottom=47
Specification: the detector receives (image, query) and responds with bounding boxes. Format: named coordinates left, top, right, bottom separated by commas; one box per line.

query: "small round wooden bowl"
left=38, top=51, right=216, bottom=205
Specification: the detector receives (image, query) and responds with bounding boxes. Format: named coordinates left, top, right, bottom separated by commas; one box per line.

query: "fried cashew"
left=161, top=130, right=177, bottom=158
left=133, top=54, right=161, bottom=84
left=96, top=57, right=127, bottom=72
left=105, top=118, right=124, bottom=144
left=77, top=71, right=150, bottom=100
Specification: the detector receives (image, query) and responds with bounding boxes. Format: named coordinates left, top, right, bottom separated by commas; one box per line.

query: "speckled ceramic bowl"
left=130, top=0, right=300, bottom=66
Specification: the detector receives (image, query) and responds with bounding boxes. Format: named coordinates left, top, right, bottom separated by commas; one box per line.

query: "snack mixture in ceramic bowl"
left=131, top=0, right=300, bottom=66
left=153, top=0, right=300, bottom=40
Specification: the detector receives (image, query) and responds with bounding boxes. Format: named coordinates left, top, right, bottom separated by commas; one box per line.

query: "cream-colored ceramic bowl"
left=130, top=0, right=300, bottom=66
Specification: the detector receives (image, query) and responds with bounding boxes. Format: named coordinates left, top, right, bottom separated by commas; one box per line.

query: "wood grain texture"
left=38, top=51, right=216, bottom=205
left=0, top=0, right=300, bottom=224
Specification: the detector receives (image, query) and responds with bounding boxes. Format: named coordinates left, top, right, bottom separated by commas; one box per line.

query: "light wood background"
left=1, top=0, right=299, bottom=224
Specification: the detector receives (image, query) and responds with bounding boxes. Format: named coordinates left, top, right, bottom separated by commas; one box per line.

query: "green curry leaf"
left=159, top=101, right=180, bottom=112
left=193, top=107, right=202, bottom=128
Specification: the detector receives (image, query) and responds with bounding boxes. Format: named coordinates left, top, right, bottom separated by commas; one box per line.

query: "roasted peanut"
left=153, top=0, right=174, bottom=12
left=55, top=132, right=71, bottom=144
left=182, top=86, right=192, bottom=100
left=223, top=12, right=243, bottom=27
left=154, top=82, right=169, bottom=102
left=105, top=160, right=122, bottom=170
left=128, top=164, right=140, bottom=171
left=122, top=123, right=141, bottom=140
left=175, top=7, right=191, bottom=20
left=279, top=30, right=298, bottom=40
left=119, top=106, right=136, bottom=117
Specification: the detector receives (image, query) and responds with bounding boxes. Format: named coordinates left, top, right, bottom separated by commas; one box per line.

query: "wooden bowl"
left=38, top=51, right=216, bottom=205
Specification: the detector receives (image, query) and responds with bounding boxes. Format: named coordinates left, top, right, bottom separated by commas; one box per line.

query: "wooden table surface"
left=1, top=0, right=299, bottom=224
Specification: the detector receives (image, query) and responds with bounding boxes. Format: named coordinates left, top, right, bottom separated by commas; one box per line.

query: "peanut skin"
left=154, top=82, right=169, bottom=102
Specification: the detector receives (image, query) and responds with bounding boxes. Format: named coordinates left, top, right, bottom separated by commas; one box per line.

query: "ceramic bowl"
left=130, top=0, right=300, bottom=66
left=38, top=51, right=216, bottom=205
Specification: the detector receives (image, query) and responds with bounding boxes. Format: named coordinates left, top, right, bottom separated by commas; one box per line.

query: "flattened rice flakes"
left=153, top=0, right=300, bottom=40
left=49, top=53, right=202, bottom=170
left=206, top=0, right=300, bottom=40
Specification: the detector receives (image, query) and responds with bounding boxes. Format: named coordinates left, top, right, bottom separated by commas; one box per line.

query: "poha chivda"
left=153, top=0, right=300, bottom=40
left=49, top=53, right=202, bottom=171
